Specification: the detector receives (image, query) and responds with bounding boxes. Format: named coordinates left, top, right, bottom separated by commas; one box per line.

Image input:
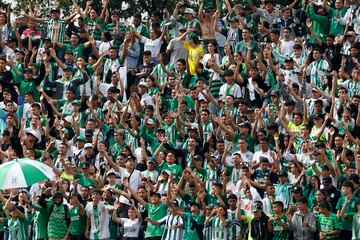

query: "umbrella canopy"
left=0, top=158, right=56, bottom=189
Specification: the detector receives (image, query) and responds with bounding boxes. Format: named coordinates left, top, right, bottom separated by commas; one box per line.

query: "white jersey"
left=158, top=214, right=184, bottom=240
left=85, top=201, right=110, bottom=240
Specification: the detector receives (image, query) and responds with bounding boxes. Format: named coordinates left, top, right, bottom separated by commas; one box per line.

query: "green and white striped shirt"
left=343, top=79, right=360, bottom=98
left=306, top=59, right=330, bottom=88
left=158, top=214, right=184, bottom=240
left=210, top=216, right=227, bottom=240
left=42, top=19, right=66, bottom=43
left=227, top=209, right=242, bottom=240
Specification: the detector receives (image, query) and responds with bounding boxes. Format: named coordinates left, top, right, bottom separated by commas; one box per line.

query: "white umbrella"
left=0, top=158, right=56, bottom=189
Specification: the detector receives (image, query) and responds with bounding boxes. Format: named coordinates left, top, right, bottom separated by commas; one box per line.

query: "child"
left=268, top=201, right=289, bottom=239
left=317, top=201, right=341, bottom=239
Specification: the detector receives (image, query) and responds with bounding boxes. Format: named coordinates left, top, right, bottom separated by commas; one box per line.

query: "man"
left=199, top=1, right=219, bottom=53
left=85, top=189, right=110, bottom=240
left=107, top=155, right=142, bottom=191
left=249, top=201, right=270, bottom=240
left=172, top=3, right=200, bottom=33
left=35, top=191, right=70, bottom=240
left=274, top=171, right=292, bottom=209
left=166, top=28, right=188, bottom=65
left=288, top=197, right=317, bottom=240
left=23, top=7, right=77, bottom=43
left=145, top=199, right=184, bottom=240
left=305, top=48, right=331, bottom=88
left=322, top=176, right=341, bottom=212
left=219, top=69, right=243, bottom=100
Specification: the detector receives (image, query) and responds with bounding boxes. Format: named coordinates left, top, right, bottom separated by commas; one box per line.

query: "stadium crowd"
left=0, top=0, right=359, bottom=239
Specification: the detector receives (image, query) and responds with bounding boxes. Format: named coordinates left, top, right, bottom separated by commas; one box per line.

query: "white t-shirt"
left=219, top=83, right=243, bottom=99
left=252, top=149, right=274, bottom=164
left=119, top=167, right=142, bottom=191
left=121, top=218, right=141, bottom=237
left=141, top=37, right=163, bottom=58
left=280, top=40, right=295, bottom=57
left=85, top=201, right=110, bottom=240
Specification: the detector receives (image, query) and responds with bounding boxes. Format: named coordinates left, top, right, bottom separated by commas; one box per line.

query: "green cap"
left=72, top=100, right=81, bottom=105
left=76, top=135, right=86, bottom=142
left=187, top=33, right=199, bottom=42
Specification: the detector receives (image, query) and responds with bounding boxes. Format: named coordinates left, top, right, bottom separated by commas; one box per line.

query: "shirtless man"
left=199, top=0, right=220, bottom=53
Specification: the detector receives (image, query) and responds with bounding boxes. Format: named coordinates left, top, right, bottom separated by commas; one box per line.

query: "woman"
left=303, top=175, right=320, bottom=210
left=202, top=41, right=220, bottom=67
left=98, top=31, right=114, bottom=55
left=112, top=200, right=142, bottom=240
left=312, top=189, right=329, bottom=213
left=221, top=44, right=234, bottom=70
left=0, top=10, right=10, bottom=44
left=120, top=30, right=140, bottom=70
left=134, top=28, right=166, bottom=64
left=145, top=76, right=160, bottom=96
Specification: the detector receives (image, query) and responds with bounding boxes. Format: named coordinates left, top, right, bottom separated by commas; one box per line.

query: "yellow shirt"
left=184, top=41, right=204, bottom=75
left=288, top=121, right=304, bottom=134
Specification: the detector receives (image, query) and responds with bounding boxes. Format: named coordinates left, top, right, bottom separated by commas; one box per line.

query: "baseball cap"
left=75, top=135, right=86, bottom=142
left=156, top=128, right=165, bottom=133
left=71, top=100, right=81, bottom=106
left=251, top=201, right=263, bottom=212
left=23, top=68, right=32, bottom=73
left=292, top=186, right=302, bottom=193
left=150, top=192, right=161, bottom=198
left=346, top=31, right=356, bottom=37
left=85, top=129, right=94, bottom=136
left=322, top=176, right=332, bottom=185
left=25, top=129, right=41, bottom=143
left=54, top=191, right=63, bottom=198
left=138, top=81, right=148, bottom=88
left=64, top=116, right=72, bottom=123
left=79, top=162, right=90, bottom=168
left=278, top=171, right=288, bottom=178
left=349, top=174, right=360, bottom=184
left=184, top=8, right=196, bottom=16
left=147, top=157, right=157, bottom=164
left=84, top=143, right=93, bottom=149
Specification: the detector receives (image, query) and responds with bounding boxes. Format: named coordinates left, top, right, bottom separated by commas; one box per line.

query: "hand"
left=306, top=18, right=312, bottom=28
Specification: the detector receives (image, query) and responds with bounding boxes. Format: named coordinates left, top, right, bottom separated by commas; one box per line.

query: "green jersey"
left=271, top=213, right=289, bottom=240
left=31, top=203, right=50, bottom=239
left=328, top=7, right=348, bottom=36
left=182, top=212, right=205, bottom=240
left=336, top=195, right=359, bottom=231
left=145, top=203, right=168, bottom=238
left=317, top=212, right=340, bottom=238
left=158, top=161, right=183, bottom=183
left=63, top=43, right=85, bottom=59
left=69, top=206, right=86, bottom=236
left=74, top=172, right=96, bottom=187
left=209, top=215, right=227, bottom=240
left=48, top=203, right=70, bottom=239
left=306, top=5, right=329, bottom=44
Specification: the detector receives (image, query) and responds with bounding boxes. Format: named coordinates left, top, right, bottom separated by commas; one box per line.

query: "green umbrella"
left=0, top=158, right=56, bottom=189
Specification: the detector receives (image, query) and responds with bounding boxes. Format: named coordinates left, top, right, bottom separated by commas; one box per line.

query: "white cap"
left=64, top=116, right=72, bottom=123
left=84, top=143, right=94, bottom=149
left=25, top=129, right=41, bottom=143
